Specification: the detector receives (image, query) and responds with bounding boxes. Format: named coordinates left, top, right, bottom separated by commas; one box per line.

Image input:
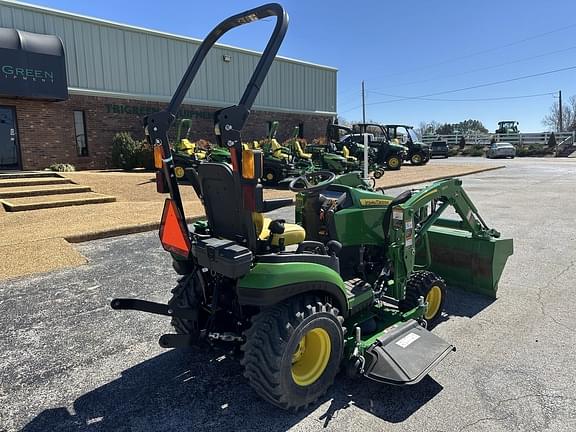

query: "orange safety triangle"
left=160, top=199, right=190, bottom=256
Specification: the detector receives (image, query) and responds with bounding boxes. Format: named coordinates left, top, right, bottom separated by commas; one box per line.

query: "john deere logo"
left=1, top=65, right=55, bottom=82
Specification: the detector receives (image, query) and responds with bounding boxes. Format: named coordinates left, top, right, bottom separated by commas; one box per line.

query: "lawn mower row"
left=110, top=3, right=513, bottom=411
left=171, top=111, right=434, bottom=187
left=171, top=120, right=383, bottom=187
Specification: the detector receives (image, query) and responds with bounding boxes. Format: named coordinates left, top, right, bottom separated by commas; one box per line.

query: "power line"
left=368, top=23, right=576, bottom=81
left=366, top=91, right=555, bottom=102
left=373, top=64, right=576, bottom=100
left=337, top=22, right=576, bottom=98
left=367, top=45, right=576, bottom=93
left=339, top=91, right=556, bottom=114
left=337, top=65, right=576, bottom=112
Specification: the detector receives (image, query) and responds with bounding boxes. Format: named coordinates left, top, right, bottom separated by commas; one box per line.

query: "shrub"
left=112, top=132, right=140, bottom=170
left=111, top=132, right=152, bottom=170
left=447, top=147, right=459, bottom=157
left=459, top=144, right=485, bottom=157
left=47, top=163, right=75, bottom=172
left=516, top=144, right=554, bottom=157
left=138, top=139, right=154, bottom=170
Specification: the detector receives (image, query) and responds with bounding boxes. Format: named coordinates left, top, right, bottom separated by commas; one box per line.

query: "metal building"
left=0, top=0, right=337, bottom=170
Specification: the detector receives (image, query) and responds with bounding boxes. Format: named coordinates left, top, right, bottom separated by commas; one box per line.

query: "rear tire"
left=241, top=295, right=344, bottom=410
left=410, top=152, right=425, bottom=165
left=167, top=272, right=203, bottom=338
left=386, top=154, right=402, bottom=170
left=399, top=271, right=446, bottom=327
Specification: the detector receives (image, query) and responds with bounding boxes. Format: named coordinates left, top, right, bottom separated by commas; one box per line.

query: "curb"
left=381, top=165, right=505, bottom=190
left=65, top=216, right=204, bottom=243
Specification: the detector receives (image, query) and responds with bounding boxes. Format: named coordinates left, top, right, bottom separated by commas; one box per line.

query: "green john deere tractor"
left=111, top=4, right=514, bottom=411
left=326, top=121, right=385, bottom=178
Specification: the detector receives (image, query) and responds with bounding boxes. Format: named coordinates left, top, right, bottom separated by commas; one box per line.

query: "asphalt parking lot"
left=2, top=157, right=576, bottom=432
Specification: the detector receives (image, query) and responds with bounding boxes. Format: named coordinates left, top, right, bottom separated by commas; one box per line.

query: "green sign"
left=105, top=103, right=213, bottom=120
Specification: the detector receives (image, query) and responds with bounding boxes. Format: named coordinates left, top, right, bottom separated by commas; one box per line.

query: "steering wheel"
left=289, top=171, right=337, bottom=193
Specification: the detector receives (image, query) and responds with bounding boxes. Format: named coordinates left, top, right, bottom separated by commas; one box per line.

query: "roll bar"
left=144, top=4, right=289, bottom=215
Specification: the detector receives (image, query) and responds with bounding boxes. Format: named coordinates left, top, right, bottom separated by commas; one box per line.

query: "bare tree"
left=336, top=116, right=351, bottom=126
left=415, top=120, right=441, bottom=137
left=542, top=96, right=576, bottom=132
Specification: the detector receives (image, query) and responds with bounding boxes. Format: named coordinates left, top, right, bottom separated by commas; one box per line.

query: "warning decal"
left=395, top=332, right=420, bottom=348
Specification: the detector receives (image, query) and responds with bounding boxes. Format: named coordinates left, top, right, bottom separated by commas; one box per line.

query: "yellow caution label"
left=360, top=198, right=391, bottom=206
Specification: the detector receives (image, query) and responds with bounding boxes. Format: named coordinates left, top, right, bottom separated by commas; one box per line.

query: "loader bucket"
left=425, top=225, right=513, bottom=298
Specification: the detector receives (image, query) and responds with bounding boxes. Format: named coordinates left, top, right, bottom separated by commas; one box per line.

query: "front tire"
left=241, top=295, right=344, bottom=410
left=373, top=168, right=384, bottom=179
left=398, top=271, right=446, bottom=327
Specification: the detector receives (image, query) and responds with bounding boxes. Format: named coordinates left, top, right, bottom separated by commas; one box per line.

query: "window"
left=74, top=111, right=88, bottom=156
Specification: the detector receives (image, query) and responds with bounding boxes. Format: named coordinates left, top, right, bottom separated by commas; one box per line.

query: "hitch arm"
left=110, top=298, right=197, bottom=320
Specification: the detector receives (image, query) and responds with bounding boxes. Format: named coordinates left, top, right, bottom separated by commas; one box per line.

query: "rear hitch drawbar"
left=110, top=298, right=198, bottom=348
left=110, top=298, right=197, bottom=320
left=110, top=298, right=244, bottom=348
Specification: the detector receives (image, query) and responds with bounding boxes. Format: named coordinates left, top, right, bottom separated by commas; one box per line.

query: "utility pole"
left=361, top=80, right=366, bottom=132
left=361, top=81, right=368, bottom=179
left=558, top=90, right=563, bottom=132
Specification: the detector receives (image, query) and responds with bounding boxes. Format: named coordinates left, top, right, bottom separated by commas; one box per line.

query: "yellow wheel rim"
left=174, top=166, right=185, bottom=178
left=266, top=172, right=274, bottom=180
left=291, top=328, right=331, bottom=386
left=413, top=154, right=421, bottom=164
left=425, top=285, right=442, bottom=320
left=389, top=158, right=399, bottom=168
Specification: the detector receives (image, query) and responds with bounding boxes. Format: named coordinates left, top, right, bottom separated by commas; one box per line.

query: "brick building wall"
left=0, top=94, right=332, bottom=170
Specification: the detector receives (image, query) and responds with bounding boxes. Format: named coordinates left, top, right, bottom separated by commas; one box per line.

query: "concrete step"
left=0, top=171, right=63, bottom=180
left=0, top=177, right=74, bottom=188
left=0, top=184, right=92, bottom=199
left=1, top=192, right=116, bottom=212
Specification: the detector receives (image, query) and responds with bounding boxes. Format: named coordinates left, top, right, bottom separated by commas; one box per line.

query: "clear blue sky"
left=27, top=0, right=576, bottom=132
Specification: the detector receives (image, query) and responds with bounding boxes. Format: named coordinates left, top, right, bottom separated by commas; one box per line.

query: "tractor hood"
left=390, top=143, right=408, bottom=153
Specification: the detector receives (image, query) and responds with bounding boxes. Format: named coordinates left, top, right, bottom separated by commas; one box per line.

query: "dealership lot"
left=1, top=158, right=576, bottom=432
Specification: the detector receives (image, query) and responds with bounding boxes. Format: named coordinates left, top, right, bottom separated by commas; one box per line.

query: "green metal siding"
left=0, top=0, right=337, bottom=114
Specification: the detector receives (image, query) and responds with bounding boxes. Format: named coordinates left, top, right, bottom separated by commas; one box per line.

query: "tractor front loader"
left=110, top=3, right=513, bottom=411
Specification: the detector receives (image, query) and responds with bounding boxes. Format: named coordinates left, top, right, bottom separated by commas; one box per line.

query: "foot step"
left=0, top=192, right=116, bottom=211
left=0, top=177, right=74, bottom=188
left=0, top=184, right=91, bottom=199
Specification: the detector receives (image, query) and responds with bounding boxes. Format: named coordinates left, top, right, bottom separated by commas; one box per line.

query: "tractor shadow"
left=21, top=348, right=443, bottom=432
left=444, top=288, right=495, bottom=319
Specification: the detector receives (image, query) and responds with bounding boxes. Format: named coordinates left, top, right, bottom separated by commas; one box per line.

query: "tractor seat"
left=270, top=139, right=289, bottom=160
left=253, top=213, right=306, bottom=247
left=294, top=141, right=312, bottom=160
left=181, top=138, right=206, bottom=159
left=342, top=145, right=357, bottom=162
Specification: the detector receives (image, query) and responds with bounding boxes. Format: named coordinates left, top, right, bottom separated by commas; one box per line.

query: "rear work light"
left=154, top=145, right=164, bottom=169
left=242, top=148, right=256, bottom=179
left=159, top=198, right=190, bottom=257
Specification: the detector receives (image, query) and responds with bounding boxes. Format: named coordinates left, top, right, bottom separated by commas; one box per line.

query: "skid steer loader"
left=111, top=3, right=513, bottom=410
